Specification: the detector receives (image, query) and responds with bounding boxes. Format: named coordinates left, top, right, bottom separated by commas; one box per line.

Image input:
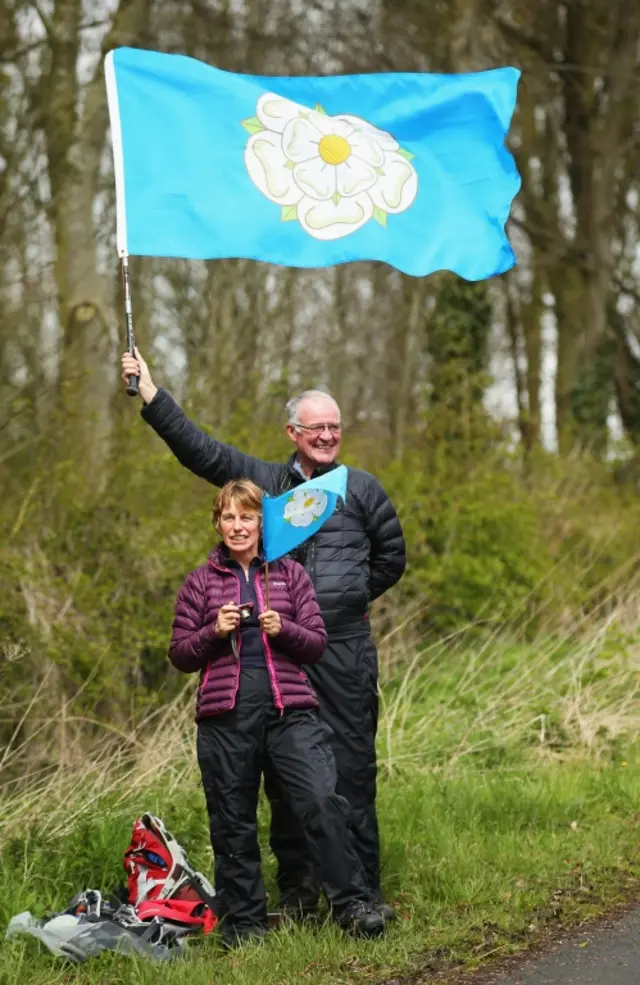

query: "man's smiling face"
left=286, top=394, right=342, bottom=474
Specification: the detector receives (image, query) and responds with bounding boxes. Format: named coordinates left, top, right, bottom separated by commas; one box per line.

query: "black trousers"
left=196, top=667, right=369, bottom=940
left=265, top=633, right=380, bottom=908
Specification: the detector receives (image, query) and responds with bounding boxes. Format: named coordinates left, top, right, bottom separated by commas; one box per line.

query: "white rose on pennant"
left=242, top=93, right=418, bottom=241
left=283, top=489, right=329, bottom=528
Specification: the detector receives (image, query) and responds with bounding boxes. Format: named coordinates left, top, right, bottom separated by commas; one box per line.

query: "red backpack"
left=123, top=814, right=217, bottom=934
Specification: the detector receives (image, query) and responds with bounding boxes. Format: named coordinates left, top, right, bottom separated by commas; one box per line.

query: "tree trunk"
left=43, top=0, right=151, bottom=477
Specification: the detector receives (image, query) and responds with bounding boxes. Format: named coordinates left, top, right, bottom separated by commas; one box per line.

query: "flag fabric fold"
left=262, top=466, right=348, bottom=563
left=105, top=47, right=521, bottom=280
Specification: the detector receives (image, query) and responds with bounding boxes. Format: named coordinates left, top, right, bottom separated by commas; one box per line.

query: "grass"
left=2, top=621, right=640, bottom=985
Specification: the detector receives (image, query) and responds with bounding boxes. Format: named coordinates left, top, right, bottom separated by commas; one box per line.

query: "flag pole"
left=262, top=497, right=271, bottom=610
left=263, top=561, right=270, bottom=610
left=120, top=254, right=139, bottom=397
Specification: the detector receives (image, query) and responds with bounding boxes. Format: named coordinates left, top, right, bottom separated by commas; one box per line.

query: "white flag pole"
left=105, top=50, right=138, bottom=396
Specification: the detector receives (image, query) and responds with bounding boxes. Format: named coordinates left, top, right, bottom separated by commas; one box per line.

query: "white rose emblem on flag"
left=283, top=489, right=329, bottom=528
left=242, top=93, right=418, bottom=241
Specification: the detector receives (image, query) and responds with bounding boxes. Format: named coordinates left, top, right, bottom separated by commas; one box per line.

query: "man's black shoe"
left=373, top=899, right=397, bottom=922
left=336, top=901, right=385, bottom=938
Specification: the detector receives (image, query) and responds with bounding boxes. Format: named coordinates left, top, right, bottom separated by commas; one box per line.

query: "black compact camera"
left=239, top=601, right=254, bottom=622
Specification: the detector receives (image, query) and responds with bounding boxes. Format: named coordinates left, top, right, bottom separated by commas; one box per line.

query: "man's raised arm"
left=122, top=348, right=282, bottom=490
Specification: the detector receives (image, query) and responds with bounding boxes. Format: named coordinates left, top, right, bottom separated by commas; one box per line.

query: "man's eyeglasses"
left=294, top=423, right=343, bottom=436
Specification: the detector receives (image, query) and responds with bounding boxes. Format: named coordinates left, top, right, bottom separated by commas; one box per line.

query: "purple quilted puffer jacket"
left=169, top=545, right=327, bottom=719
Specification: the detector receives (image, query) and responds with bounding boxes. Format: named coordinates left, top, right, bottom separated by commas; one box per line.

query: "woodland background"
left=1, top=0, right=640, bottom=775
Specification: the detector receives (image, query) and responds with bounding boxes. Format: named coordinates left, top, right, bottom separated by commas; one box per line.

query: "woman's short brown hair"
left=212, top=479, right=263, bottom=529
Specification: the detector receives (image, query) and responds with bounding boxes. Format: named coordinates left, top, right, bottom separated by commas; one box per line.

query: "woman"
left=169, top=479, right=384, bottom=947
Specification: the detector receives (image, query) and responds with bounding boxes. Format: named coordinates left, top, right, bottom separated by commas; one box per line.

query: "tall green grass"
left=2, top=620, right=640, bottom=985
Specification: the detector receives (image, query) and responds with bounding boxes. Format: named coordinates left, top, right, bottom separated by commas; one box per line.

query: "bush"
left=379, top=449, right=551, bottom=631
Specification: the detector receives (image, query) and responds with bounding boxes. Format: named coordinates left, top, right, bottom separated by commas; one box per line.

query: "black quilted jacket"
left=142, top=389, right=406, bottom=637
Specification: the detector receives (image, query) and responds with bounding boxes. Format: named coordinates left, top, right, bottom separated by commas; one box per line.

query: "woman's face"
left=218, top=499, right=261, bottom=558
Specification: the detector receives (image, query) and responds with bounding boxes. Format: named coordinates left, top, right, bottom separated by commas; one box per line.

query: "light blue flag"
left=105, top=48, right=521, bottom=280
left=262, top=466, right=348, bottom=563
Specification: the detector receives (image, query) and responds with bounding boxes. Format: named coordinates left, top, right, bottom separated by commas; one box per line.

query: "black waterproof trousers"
left=265, top=632, right=381, bottom=909
left=196, top=667, right=370, bottom=942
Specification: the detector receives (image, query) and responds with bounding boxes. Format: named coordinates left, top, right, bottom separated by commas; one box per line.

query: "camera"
left=239, top=602, right=254, bottom=622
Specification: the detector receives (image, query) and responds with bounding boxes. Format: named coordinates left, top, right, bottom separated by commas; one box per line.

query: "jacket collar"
left=286, top=454, right=340, bottom=483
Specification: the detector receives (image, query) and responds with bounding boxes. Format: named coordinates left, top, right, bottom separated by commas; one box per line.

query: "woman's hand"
left=259, top=609, right=282, bottom=637
left=215, top=603, right=241, bottom=638
left=121, top=347, right=158, bottom=403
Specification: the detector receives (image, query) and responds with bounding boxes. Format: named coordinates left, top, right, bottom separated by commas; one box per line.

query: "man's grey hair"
left=286, top=390, right=341, bottom=426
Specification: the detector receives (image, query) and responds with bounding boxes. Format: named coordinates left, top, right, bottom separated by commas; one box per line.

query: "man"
left=121, top=349, right=406, bottom=920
